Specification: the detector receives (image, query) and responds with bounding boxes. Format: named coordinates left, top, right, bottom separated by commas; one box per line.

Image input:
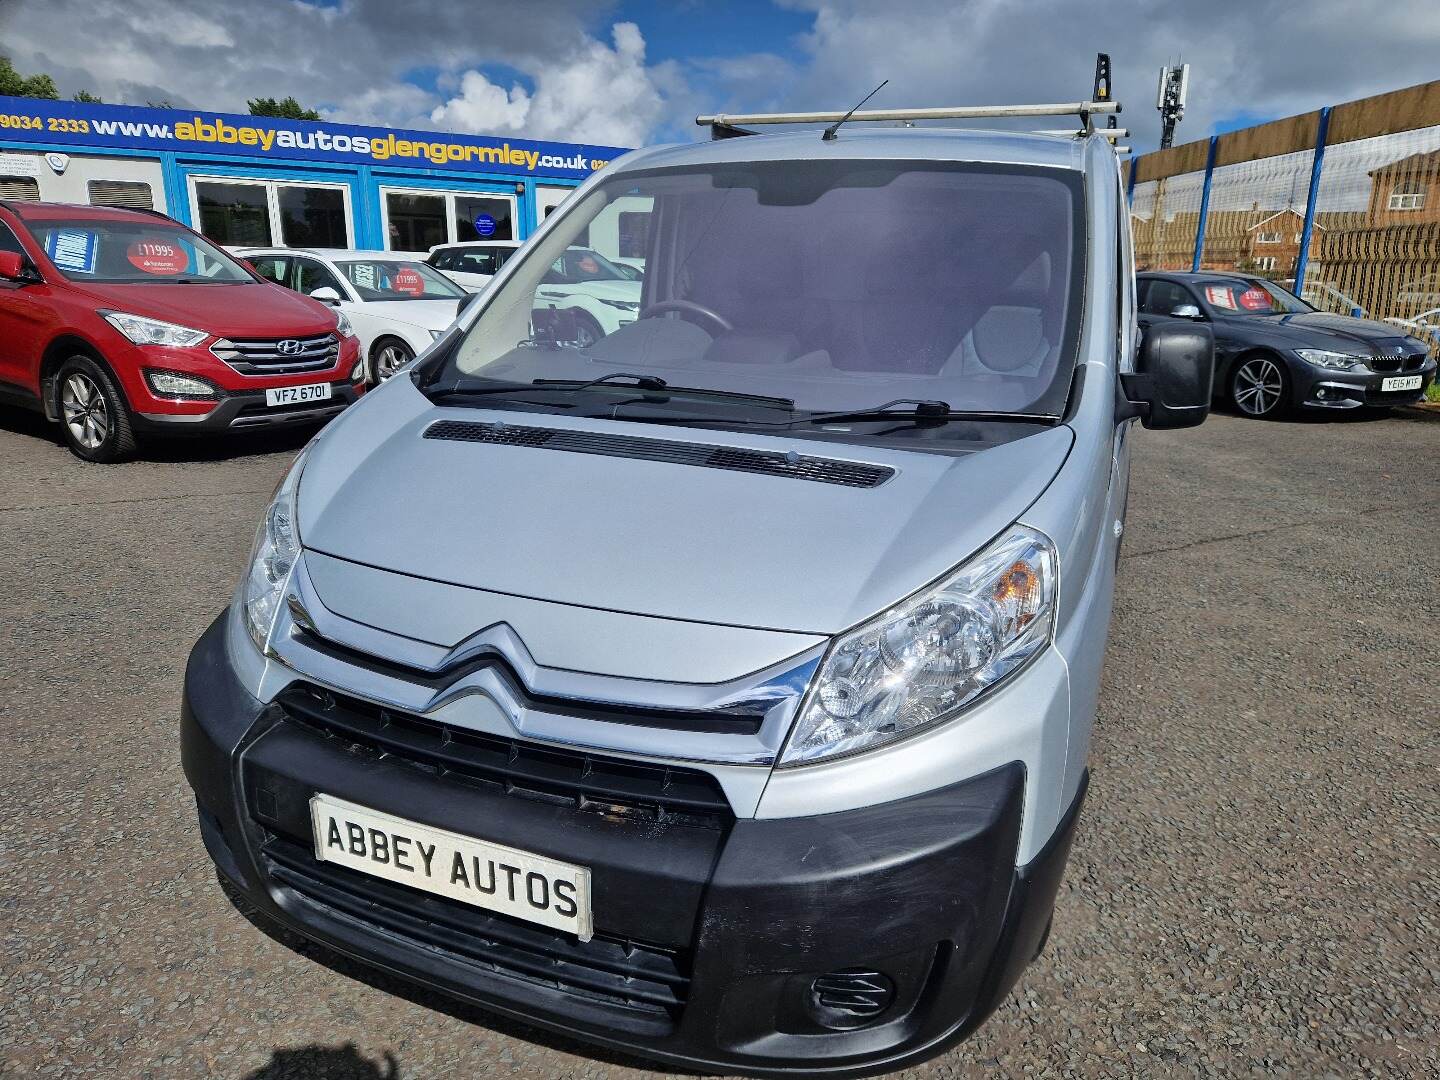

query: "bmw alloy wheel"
left=1232, top=357, right=1285, bottom=417
left=61, top=372, right=109, bottom=449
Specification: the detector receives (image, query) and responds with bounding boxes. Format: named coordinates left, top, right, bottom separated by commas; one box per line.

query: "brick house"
left=1242, top=206, right=1307, bottom=277
left=1365, top=148, right=1440, bottom=227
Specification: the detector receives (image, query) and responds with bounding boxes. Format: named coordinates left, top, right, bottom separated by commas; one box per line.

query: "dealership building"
left=0, top=95, right=628, bottom=252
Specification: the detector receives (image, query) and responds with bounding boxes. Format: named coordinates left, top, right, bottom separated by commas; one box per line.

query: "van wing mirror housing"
left=309, top=286, right=342, bottom=304
left=1170, top=303, right=1203, bottom=319
left=1119, top=322, right=1214, bottom=429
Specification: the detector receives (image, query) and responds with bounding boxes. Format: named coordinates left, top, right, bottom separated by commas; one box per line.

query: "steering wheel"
left=638, top=299, right=733, bottom=336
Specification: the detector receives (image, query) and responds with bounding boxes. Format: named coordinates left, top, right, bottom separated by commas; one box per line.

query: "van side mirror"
left=309, top=286, right=342, bottom=304
left=1170, top=303, right=1203, bottom=319
left=1119, top=323, right=1214, bottom=429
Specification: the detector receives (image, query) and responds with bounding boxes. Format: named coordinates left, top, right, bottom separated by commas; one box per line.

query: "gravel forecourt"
left=1, top=405, right=1436, bottom=1079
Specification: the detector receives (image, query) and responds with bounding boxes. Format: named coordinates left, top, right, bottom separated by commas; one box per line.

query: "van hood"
left=70, top=280, right=337, bottom=338
left=354, top=298, right=463, bottom=333
left=298, top=380, right=1073, bottom=635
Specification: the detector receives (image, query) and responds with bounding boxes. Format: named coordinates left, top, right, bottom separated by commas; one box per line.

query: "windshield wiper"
left=797, top=398, right=1055, bottom=426
left=432, top=372, right=794, bottom=411
left=600, top=398, right=1056, bottom=429
left=533, top=374, right=795, bottom=410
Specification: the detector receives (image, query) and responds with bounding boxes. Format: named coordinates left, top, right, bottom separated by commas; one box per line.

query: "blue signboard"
left=474, top=213, right=497, bottom=237
left=0, top=95, right=627, bottom=181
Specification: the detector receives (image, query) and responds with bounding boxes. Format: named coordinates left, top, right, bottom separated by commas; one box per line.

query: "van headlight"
left=241, top=449, right=307, bottom=650
left=781, top=525, right=1057, bottom=766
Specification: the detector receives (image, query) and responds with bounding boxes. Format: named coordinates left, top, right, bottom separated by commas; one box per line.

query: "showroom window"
left=191, top=178, right=352, bottom=248
left=277, top=186, right=347, bottom=247
left=88, top=180, right=154, bottom=210
left=196, top=180, right=272, bottom=246
left=455, top=195, right=514, bottom=242
left=385, top=191, right=447, bottom=251
left=382, top=187, right=518, bottom=251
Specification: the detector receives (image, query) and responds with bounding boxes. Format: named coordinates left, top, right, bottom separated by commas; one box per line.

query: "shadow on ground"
left=241, top=1043, right=399, bottom=1079
left=0, top=403, right=319, bottom=463
left=218, top=876, right=702, bottom=1077
left=1209, top=401, right=1424, bottom=424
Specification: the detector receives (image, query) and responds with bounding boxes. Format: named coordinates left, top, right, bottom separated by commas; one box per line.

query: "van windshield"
left=428, top=160, right=1084, bottom=419
left=24, top=217, right=253, bottom=284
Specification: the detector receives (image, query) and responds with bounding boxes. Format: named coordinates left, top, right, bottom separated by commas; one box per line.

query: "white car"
left=532, top=247, right=643, bottom=348
left=429, top=242, right=642, bottom=348
left=241, top=248, right=469, bottom=383
left=425, top=240, right=522, bottom=292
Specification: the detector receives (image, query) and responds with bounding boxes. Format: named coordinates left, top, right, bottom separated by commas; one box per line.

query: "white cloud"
left=430, top=22, right=664, bottom=147
left=777, top=0, right=1440, bottom=152
left=3, top=0, right=1440, bottom=154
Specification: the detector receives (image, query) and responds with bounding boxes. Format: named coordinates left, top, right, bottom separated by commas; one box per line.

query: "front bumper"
left=182, top=614, right=1084, bottom=1077
left=1295, top=357, right=1436, bottom=409
left=136, top=381, right=363, bottom=433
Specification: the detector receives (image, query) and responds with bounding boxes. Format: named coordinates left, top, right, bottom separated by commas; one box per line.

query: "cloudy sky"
left=1, top=0, right=1437, bottom=153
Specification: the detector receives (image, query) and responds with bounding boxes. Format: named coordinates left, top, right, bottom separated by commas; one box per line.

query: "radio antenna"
left=822, top=79, right=888, bottom=141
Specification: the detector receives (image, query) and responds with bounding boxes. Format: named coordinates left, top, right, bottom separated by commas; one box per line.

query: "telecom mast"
left=1157, top=63, right=1189, bottom=149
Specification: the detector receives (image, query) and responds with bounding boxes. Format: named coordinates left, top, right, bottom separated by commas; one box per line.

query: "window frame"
left=289, top=255, right=351, bottom=301
left=186, top=175, right=354, bottom=249
left=1140, top=278, right=1200, bottom=317
left=1388, top=181, right=1426, bottom=212
left=378, top=185, right=518, bottom=251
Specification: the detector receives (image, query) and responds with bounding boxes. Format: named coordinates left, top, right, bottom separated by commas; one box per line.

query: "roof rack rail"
left=698, top=100, right=1120, bottom=140
left=700, top=51, right=1125, bottom=141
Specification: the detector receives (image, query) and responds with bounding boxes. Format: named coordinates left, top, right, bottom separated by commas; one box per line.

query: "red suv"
left=0, top=201, right=364, bottom=462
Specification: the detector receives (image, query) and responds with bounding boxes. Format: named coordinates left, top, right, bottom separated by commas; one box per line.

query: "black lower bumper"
left=1295, top=360, right=1436, bottom=410
left=136, top=381, right=361, bottom=434
left=182, top=615, right=1085, bottom=1078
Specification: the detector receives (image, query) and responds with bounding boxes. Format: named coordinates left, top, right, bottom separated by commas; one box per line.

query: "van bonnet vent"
left=423, top=420, right=894, bottom=488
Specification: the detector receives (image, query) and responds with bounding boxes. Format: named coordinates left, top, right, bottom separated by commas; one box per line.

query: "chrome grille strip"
left=212, top=333, right=339, bottom=375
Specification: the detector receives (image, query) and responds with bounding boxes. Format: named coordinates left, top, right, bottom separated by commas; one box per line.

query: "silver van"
left=182, top=92, right=1213, bottom=1077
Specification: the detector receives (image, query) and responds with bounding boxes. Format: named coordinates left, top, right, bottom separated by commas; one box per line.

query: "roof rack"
left=700, top=51, right=1125, bottom=145
left=698, top=100, right=1121, bottom=140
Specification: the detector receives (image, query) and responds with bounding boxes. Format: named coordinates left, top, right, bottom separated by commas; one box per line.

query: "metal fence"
left=1126, top=80, right=1440, bottom=347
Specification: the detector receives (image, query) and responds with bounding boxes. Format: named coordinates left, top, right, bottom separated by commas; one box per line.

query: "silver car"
left=183, top=108, right=1212, bottom=1076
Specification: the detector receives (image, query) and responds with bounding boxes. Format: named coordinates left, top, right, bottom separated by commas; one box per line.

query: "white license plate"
left=1381, top=375, right=1422, bottom=392
left=265, top=383, right=332, bottom=407
left=310, top=794, right=593, bottom=940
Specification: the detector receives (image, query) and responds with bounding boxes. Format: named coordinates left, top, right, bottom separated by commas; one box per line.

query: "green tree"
left=247, top=95, right=321, bottom=121
left=0, top=55, right=60, bottom=100
left=73, top=89, right=103, bottom=104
